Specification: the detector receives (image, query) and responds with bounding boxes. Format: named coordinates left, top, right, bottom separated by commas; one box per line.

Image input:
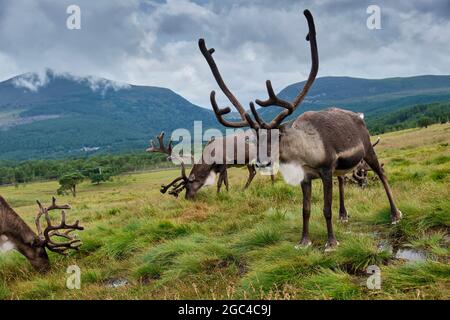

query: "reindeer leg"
left=270, top=174, right=275, bottom=184
left=244, top=165, right=256, bottom=189
left=223, top=169, right=229, bottom=192
left=364, top=150, right=402, bottom=224
left=338, top=176, right=349, bottom=223
left=321, top=169, right=338, bottom=251
left=297, top=179, right=312, bottom=248
left=217, top=171, right=224, bottom=193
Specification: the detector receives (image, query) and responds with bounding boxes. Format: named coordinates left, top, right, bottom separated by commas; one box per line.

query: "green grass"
left=0, top=123, right=449, bottom=299
left=334, top=235, right=393, bottom=273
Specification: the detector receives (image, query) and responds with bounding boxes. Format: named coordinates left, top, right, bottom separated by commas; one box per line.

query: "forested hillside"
left=366, top=102, right=450, bottom=134
left=0, top=70, right=216, bottom=160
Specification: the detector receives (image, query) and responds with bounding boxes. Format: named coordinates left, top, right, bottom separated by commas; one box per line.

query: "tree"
left=417, top=116, right=432, bottom=128
left=57, top=172, right=85, bottom=197
left=86, top=167, right=112, bottom=185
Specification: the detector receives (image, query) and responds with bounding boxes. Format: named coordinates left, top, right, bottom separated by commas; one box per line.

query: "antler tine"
left=251, top=9, right=319, bottom=129
left=199, top=39, right=257, bottom=129
left=180, top=161, right=188, bottom=181
left=372, top=137, right=381, bottom=148
left=47, top=196, right=71, bottom=211
left=210, top=91, right=253, bottom=128
left=146, top=131, right=173, bottom=157
left=168, top=182, right=186, bottom=198
left=255, top=80, right=294, bottom=110
left=35, top=200, right=46, bottom=238
left=160, top=176, right=185, bottom=194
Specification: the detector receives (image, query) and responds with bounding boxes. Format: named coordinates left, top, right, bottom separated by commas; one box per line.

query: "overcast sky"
left=0, top=0, right=449, bottom=107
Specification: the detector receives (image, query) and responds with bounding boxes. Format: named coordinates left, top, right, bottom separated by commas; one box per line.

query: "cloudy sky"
left=0, top=0, right=449, bottom=107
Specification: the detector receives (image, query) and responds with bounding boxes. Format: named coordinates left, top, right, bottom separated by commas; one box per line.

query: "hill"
left=0, top=70, right=216, bottom=160
left=2, top=72, right=450, bottom=161
left=0, top=123, right=448, bottom=299
left=366, top=102, right=450, bottom=134
left=258, top=75, right=450, bottom=121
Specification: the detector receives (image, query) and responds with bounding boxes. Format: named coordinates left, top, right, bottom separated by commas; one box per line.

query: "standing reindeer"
left=198, top=9, right=402, bottom=249
left=0, top=196, right=83, bottom=273
left=147, top=131, right=274, bottom=198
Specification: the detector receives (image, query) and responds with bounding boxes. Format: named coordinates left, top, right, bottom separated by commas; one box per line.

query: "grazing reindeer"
left=0, top=196, right=83, bottom=273
left=348, top=138, right=383, bottom=188
left=199, top=9, right=402, bottom=249
left=147, top=131, right=274, bottom=198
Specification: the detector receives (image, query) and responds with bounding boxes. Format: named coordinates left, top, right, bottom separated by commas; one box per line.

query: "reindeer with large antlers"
left=147, top=131, right=274, bottom=198
left=199, top=9, right=402, bottom=250
left=0, top=196, right=83, bottom=272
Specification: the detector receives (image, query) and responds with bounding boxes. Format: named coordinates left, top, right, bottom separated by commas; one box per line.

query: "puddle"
left=377, top=240, right=393, bottom=253
left=377, top=239, right=427, bottom=262
left=105, top=278, right=129, bottom=288
left=394, top=248, right=427, bottom=262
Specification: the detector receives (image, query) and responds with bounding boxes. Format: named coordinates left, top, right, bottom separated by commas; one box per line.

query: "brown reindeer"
left=147, top=131, right=274, bottom=198
left=198, top=9, right=402, bottom=250
left=0, top=196, right=83, bottom=273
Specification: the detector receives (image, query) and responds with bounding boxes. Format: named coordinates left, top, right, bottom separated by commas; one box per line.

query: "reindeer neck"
left=0, top=196, right=37, bottom=245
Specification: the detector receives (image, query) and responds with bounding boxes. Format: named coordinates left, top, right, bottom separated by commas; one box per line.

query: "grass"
left=0, top=123, right=449, bottom=300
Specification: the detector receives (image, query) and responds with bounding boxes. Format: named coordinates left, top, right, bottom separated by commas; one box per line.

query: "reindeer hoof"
left=391, top=210, right=403, bottom=225
left=324, top=240, right=340, bottom=252
left=295, top=239, right=312, bottom=250
left=339, top=216, right=349, bottom=223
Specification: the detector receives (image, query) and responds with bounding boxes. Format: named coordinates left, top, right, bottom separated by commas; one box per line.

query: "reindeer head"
left=198, top=9, right=318, bottom=170
left=147, top=132, right=201, bottom=199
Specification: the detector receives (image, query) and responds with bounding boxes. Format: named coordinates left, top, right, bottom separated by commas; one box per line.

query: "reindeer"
left=198, top=9, right=402, bottom=250
left=147, top=131, right=274, bottom=198
left=348, top=138, right=383, bottom=188
left=0, top=196, right=83, bottom=273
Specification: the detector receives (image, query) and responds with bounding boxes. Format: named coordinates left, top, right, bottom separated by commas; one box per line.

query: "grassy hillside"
left=0, top=124, right=449, bottom=300
left=259, top=75, right=450, bottom=122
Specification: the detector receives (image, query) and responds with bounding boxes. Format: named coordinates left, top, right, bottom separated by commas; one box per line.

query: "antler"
left=198, top=39, right=257, bottom=129
left=35, top=197, right=84, bottom=255
left=160, top=162, right=189, bottom=197
left=200, top=9, right=318, bottom=130
left=251, top=9, right=318, bottom=129
left=146, top=131, right=173, bottom=158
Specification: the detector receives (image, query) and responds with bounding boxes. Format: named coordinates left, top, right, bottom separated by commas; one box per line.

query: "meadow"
left=0, top=124, right=449, bottom=300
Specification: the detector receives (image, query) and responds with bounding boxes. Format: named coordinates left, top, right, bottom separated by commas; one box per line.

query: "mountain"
left=258, top=75, right=450, bottom=121
left=1, top=72, right=450, bottom=161
left=0, top=70, right=216, bottom=160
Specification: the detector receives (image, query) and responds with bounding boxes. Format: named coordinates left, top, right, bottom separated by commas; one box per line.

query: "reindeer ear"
left=188, top=174, right=195, bottom=182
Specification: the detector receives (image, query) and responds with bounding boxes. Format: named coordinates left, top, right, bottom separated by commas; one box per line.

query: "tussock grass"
left=334, top=235, right=392, bottom=272
left=0, top=281, right=10, bottom=299
left=408, top=232, right=449, bottom=259
left=298, top=268, right=362, bottom=300
left=0, top=124, right=449, bottom=299
left=134, top=234, right=239, bottom=283
left=239, top=243, right=335, bottom=296
left=383, top=261, right=450, bottom=292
